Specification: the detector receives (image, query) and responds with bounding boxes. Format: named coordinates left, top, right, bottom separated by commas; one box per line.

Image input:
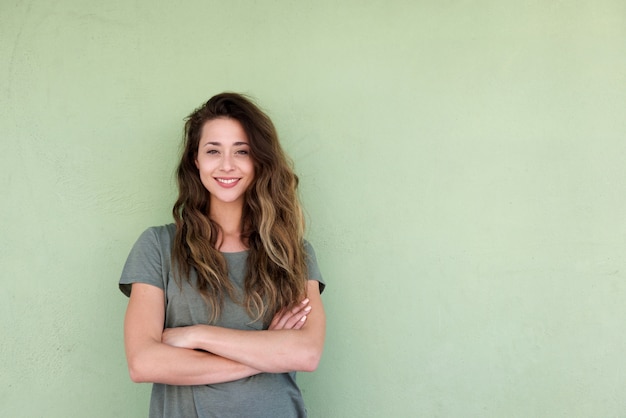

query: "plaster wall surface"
left=2, top=1, right=625, bottom=416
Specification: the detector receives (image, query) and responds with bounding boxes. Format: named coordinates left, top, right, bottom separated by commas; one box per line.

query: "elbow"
left=126, top=355, right=152, bottom=383
left=299, top=346, right=323, bottom=373
left=300, top=360, right=320, bottom=373
left=128, top=366, right=146, bottom=383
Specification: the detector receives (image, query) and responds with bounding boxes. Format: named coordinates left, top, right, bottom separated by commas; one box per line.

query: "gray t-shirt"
left=119, top=223, right=325, bottom=418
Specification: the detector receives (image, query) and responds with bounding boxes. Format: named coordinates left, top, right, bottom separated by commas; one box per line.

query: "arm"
left=162, top=280, right=326, bottom=373
left=124, top=282, right=262, bottom=385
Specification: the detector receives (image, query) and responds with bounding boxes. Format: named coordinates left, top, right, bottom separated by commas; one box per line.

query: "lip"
left=214, top=177, right=241, bottom=188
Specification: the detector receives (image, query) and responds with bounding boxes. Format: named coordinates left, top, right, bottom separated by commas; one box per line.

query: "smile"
left=215, top=178, right=240, bottom=184
left=214, top=177, right=242, bottom=190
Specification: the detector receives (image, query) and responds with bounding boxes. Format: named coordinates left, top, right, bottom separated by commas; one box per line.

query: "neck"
left=210, top=200, right=246, bottom=252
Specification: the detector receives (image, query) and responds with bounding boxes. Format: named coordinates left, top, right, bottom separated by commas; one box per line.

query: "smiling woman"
left=195, top=118, right=254, bottom=208
left=119, top=93, right=326, bottom=418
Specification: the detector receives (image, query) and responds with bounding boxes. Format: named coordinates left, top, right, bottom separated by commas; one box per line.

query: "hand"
left=162, top=325, right=198, bottom=349
left=269, top=298, right=312, bottom=330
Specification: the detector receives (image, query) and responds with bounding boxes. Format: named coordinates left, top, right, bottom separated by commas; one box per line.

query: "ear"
left=194, top=155, right=199, bottom=169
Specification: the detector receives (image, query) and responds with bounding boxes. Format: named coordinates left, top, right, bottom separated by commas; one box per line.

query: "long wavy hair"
left=172, top=92, right=308, bottom=324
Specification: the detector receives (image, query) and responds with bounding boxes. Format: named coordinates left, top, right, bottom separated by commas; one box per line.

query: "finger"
left=291, top=298, right=310, bottom=316
left=269, top=309, right=283, bottom=328
left=291, top=313, right=308, bottom=330
left=269, top=298, right=312, bottom=330
left=283, top=305, right=311, bottom=329
left=279, top=298, right=309, bottom=325
left=274, top=308, right=293, bottom=329
left=269, top=308, right=287, bottom=330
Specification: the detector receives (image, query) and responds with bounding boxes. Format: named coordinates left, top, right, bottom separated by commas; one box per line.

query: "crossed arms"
left=123, top=280, right=325, bottom=385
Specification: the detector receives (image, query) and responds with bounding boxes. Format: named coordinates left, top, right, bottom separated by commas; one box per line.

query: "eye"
left=206, top=149, right=219, bottom=155
left=235, top=149, right=249, bottom=155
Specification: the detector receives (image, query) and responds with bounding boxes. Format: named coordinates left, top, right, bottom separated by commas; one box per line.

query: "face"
left=195, top=118, right=254, bottom=207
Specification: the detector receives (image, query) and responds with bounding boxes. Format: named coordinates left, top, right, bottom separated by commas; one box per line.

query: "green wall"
left=2, top=1, right=625, bottom=416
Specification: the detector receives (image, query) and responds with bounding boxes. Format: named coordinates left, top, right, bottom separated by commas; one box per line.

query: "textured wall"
left=2, top=1, right=626, bottom=416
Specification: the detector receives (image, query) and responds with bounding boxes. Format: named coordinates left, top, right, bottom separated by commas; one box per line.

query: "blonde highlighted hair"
left=172, top=92, right=307, bottom=323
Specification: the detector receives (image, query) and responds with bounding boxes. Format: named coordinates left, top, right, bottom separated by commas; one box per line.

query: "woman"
left=119, top=92, right=326, bottom=417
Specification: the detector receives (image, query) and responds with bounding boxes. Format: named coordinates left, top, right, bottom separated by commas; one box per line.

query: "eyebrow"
left=202, top=141, right=249, bottom=147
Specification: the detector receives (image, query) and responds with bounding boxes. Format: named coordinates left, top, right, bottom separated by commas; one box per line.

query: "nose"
left=220, top=153, right=234, bottom=171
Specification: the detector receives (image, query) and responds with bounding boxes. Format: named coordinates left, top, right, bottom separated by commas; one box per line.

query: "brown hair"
left=172, top=92, right=307, bottom=323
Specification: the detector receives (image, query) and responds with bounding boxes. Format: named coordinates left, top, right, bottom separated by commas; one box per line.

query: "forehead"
left=199, top=118, right=248, bottom=144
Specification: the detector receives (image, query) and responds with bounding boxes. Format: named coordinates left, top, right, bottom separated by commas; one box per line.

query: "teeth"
left=217, top=178, right=238, bottom=184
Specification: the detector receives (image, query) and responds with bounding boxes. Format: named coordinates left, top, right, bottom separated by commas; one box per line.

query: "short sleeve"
left=304, top=240, right=326, bottom=294
left=119, top=227, right=167, bottom=297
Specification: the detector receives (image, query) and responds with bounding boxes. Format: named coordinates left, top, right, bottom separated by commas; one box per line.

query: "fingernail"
left=301, top=298, right=309, bottom=304
left=304, top=306, right=312, bottom=312
left=300, top=315, right=307, bottom=322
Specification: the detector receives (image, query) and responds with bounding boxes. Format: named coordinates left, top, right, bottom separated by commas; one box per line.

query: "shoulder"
left=134, top=223, right=176, bottom=249
left=119, top=224, right=176, bottom=296
left=303, top=239, right=317, bottom=255
left=141, top=223, right=176, bottom=240
left=126, top=223, right=177, bottom=272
